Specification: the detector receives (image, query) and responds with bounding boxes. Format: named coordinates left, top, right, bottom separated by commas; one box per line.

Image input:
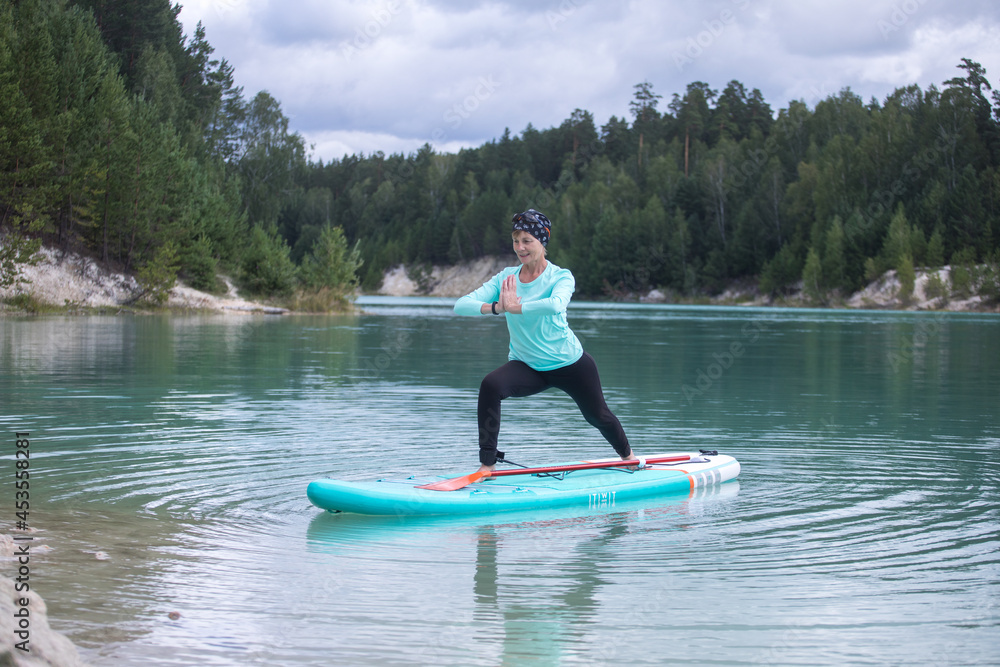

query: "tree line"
left=2, top=0, right=998, bottom=307
left=307, top=68, right=999, bottom=303
left=0, top=0, right=359, bottom=307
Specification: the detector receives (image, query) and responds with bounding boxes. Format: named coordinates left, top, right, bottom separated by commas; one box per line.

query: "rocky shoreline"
left=0, top=246, right=287, bottom=315
left=1, top=246, right=996, bottom=314
left=1, top=533, right=86, bottom=666
left=377, top=256, right=996, bottom=312
left=377, top=256, right=512, bottom=299
left=0, top=576, right=86, bottom=666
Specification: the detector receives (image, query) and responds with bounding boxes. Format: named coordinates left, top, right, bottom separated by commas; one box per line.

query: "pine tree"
left=300, top=225, right=362, bottom=293
left=629, top=81, right=662, bottom=169
left=949, top=247, right=976, bottom=298
left=896, top=253, right=915, bottom=305
left=760, top=243, right=803, bottom=295
left=802, top=247, right=824, bottom=304
left=0, top=5, right=49, bottom=233
left=179, top=233, right=219, bottom=292
left=822, top=216, right=846, bottom=290
left=664, top=207, right=690, bottom=291
left=237, top=92, right=306, bottom=227
left=881, top=203, right=912, bottom=273
left=133, top=239, right=179, bottom=305
left=0, top=0, right=55, bottom=237
left=241, top=225, right=296, bottom=296
left=927, top=226, right=945, bottom=267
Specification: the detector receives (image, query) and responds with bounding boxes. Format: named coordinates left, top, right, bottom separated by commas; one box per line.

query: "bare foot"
left=475, top=464, right=495, bottom=481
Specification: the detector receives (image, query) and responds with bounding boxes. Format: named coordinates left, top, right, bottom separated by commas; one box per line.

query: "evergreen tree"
left=896, top=253, right=915, bottom=304
left=880, top=204, right=913, bottom=274
left=237, top=91, right=306, bottom=227
left=760, top=242, right=803, bottom=295
left=822, top=216, right=846, bottom=290
left=629, top=81, right=662, bottom=169
left=0, top=3, right=49, bottom=238
left=240, top=225, right=296, bottom=296
left=179, top=233, right=220, bottom=292
left=600, top=116, right=631, bottom=167
left=299, top=224, right=362, bottom=308
left=665, top=207, right=691, bottom=291
left=802, top=247, right=824, bottom=304
left=134, top=239, right=179, bottom=305
left=669, top=82, right=716, bottom=177
left=927, top=226, right=945, bottom=267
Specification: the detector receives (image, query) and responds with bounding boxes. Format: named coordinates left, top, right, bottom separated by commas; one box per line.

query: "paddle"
left=416, top=454, right=694, bottom=491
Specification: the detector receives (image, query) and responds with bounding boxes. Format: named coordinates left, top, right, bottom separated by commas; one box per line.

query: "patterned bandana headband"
left=511, top=209, right=551, bottom=247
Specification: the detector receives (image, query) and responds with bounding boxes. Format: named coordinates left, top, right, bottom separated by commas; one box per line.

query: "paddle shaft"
left=486, top=454, right=692, bottom=478
left=416, top=454, right=695, bottom=490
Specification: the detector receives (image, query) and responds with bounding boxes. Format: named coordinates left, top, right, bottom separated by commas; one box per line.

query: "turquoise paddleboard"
left=306, top=452, right=740, bottom=516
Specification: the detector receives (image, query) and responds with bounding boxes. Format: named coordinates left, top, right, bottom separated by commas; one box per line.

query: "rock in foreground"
left=0, top=576, right=86, bottom=667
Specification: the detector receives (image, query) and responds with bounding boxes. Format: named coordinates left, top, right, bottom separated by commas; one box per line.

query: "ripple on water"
left=3, top=310, right=999, bottom=666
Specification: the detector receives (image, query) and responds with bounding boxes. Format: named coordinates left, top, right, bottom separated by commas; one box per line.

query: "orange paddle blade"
left=416, top=469, right=492, bottom=491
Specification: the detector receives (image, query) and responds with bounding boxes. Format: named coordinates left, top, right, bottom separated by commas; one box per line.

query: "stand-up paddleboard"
left=306, top=451, right=740, bottom=516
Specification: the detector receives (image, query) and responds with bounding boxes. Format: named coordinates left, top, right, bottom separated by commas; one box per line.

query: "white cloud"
left=177, top=0, right=1000, bottom=162
left=301, top=128, right=474, bottom=161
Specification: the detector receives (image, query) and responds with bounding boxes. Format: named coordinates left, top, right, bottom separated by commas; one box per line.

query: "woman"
left=454, top=209, right=637, bottom=476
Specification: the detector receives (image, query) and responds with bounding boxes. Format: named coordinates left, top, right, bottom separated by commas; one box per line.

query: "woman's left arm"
left=518, top=271, right=575, bottom=315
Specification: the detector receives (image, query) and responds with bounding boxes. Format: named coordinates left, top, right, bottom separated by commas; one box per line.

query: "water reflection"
left=304, top=484, right=740, bottom=664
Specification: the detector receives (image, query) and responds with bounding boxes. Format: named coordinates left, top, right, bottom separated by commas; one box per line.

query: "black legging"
left=477, top=351, right=631, bottom=466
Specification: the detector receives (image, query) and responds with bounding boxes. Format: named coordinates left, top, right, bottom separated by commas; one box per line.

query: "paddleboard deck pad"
left=307, top=452, right=740, bottom=516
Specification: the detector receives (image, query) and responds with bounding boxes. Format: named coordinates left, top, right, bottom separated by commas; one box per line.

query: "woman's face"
left=512, top=230, right=544, bottom=265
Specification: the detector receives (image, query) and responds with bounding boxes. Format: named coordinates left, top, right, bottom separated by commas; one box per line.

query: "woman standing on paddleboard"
left=454, top=209, right=637, bottom=476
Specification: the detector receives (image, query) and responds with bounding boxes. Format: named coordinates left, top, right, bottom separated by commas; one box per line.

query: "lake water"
left=1, top=298, right=998, bottom=665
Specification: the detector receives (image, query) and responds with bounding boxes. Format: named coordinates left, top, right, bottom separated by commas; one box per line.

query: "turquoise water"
left=1, top=299, right=998, bottom=665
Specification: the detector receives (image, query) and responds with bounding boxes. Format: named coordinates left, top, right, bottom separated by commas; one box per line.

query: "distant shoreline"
left=372, top=257, right=998, bottom=314
left=0, top=246, right=290, bottom=316
left=2, top=247, right=997, bottom=315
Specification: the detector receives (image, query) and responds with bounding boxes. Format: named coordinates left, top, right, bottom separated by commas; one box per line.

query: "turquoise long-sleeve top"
left=453, top=262, right=584, bottom=371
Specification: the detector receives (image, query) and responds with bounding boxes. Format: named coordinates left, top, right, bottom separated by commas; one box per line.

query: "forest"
left=2, top=0, right=999, bottom=307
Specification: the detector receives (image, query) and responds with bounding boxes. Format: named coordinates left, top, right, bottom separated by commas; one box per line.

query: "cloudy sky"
left=176, top=0, right=1000, bottom=163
